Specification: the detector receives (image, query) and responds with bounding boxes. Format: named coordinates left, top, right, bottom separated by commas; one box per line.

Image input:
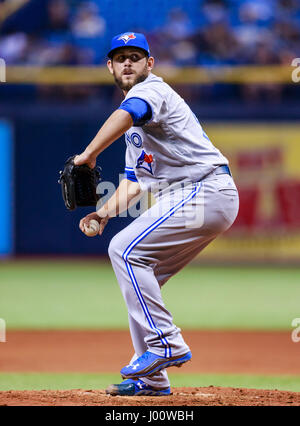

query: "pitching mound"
left=1, top=386, right=300, bottom=406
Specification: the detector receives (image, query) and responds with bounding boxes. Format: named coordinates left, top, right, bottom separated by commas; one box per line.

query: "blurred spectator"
left=0, top=0, right=299, bottom=68
left=0, top=32, right=29, bottom=63
left=162, top=8, right=194, bottom=41
left=273, top=19, right=300, bottom=51
left=46, top=0, right=70, bottom=32
left=240, top=42, right=283, bottom=104
left=254, top=42, right=279, bottom=65
left=170, top=40, right=197, bottom=66
left=198, top=21, right=240, bottom=64
left=233, top=1, right=273, bottom=50
left=276, top=0, right=300, bottom=19
left=149, top=8, right=197, bottom=65
left=202, top=0, right=229, bottom=25
left=71, top=2, right=106, bottom=38
left=28, top=41, right=79, bottom=66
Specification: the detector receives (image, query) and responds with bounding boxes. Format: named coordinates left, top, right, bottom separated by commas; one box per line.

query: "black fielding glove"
left=58, top=155, right=101, bottom=210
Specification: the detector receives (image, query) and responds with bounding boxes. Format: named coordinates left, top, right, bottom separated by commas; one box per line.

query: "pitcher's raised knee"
left=108, top=233, right=124, bottom=260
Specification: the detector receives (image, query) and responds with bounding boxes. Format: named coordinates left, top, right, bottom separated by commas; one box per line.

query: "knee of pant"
left=125, top=248, right=151, bottom=267
left=108, top=234, right=123, bottom=261
left=109, top=241, right=140, bottom=266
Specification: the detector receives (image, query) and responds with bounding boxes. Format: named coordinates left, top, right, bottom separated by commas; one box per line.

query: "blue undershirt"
left=119, top=97, right=152, bottom=182
left=119, top=97, right=152, bottom=126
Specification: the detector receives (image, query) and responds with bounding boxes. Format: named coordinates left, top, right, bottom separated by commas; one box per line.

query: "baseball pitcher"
left=74, top=32, right=239, bottom=396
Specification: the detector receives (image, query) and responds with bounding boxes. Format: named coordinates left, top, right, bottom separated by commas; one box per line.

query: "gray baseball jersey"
left=109, top=72, right=239, bottom=390
left=123, top=72, right=228, bottom=192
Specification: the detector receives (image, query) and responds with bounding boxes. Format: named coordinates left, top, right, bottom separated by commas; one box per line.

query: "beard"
left=113, top=65, right=149, bottom=92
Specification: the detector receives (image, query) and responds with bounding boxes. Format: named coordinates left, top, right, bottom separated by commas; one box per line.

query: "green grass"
left=1, top=260, right=300, bottom=330
left=0, top=372, right=300, bottom=392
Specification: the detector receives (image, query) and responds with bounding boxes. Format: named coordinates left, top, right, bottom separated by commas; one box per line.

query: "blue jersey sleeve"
left=119, top=97, right=152, bottom=126
left=124, top=167, right=138, bottom=182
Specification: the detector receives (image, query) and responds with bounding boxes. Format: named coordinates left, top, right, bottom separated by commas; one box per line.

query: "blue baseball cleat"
left=120, top=350, right=192, bottom=379
left=105, top=378, right=171, bottom=396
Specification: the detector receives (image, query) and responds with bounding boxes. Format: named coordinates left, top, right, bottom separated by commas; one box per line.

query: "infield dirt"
left=1, top=387, right=300, bottom=406
left=0, top=330, right=299, bottom=406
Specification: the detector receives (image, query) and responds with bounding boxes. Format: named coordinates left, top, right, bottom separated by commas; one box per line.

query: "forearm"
left=85, top=109, right=133, bottom=158
left=97, top=179, right=142, bottom=218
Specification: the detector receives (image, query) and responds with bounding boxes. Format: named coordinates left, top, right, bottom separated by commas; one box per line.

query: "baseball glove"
left=58, top=155, right=101, bottom=210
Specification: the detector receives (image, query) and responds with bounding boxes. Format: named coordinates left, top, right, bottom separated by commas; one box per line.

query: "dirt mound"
left=0, top=387, right=299, bottom=406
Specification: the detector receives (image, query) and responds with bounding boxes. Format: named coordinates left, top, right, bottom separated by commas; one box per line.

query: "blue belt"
left=215, top=165, right=231, bottom=176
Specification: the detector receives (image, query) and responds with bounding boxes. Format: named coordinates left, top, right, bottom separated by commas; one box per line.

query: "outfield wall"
left=197, top=123, right=300, bottom=263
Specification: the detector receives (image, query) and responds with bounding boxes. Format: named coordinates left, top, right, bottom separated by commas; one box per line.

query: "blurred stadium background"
left=1, top=0, right=300, bottom=394
left=0, top=0, right=300, bottom=260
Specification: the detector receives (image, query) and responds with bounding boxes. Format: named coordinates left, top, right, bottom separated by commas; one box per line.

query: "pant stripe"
left=122, top=182, right=202, bottom=358
left=124, top=261, right=169, bottom=357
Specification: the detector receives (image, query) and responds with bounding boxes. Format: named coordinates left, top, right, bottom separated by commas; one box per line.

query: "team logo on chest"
left=118, top=33, right=136, bottom=44
left=136, top=150, right=154, bottom=175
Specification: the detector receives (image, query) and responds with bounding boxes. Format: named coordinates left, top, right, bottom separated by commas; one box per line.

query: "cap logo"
left=118, top=33, right=136, bottom=44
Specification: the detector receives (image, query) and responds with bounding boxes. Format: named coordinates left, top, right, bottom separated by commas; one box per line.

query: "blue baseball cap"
left=107, top=32, right=150, bottom=59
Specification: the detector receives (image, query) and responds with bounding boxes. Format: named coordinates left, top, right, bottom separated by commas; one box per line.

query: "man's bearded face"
left=110, top=48, right=150, bottom=92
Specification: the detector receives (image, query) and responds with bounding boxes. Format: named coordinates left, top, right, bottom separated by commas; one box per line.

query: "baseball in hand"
left=83, top=219, right=100, bottom=237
